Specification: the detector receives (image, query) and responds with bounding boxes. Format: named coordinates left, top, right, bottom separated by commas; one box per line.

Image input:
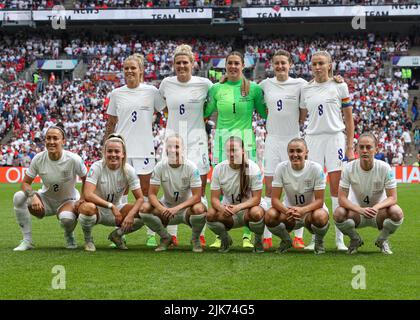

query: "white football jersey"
left=211, top=159, right=263, bottom=205
left=26, top=150, right=87, bottom=203
left=272, top=160, right=326, bottom=207
left=107, top=84, right=165, bottom=158
left=259, top=77, right=307, bottom=137
left=86, top=160, right=140, bottom=205
left=159, top=76, right=212, bottom=147
left=339, top=159, right=397, bottom=207
left=150, top=159, right=201, bottom=207
left=301, top=80, right=350, bottom=135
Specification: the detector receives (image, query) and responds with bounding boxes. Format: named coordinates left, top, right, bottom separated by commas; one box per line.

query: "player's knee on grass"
left=247, top=206, right=264, bottom=222
left=311, top=209, right=329, bottom=228
left=78, top=202, right=97, bottom=216
left=264, top=208, right=280, bottom=227
left=333, top=206, right=348, bottom=223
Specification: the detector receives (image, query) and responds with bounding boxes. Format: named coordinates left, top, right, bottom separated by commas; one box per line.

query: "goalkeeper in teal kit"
left=204, top=51, right=267, bottom=249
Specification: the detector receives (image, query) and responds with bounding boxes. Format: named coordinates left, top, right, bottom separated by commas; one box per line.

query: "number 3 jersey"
left=86, top=160, right=140, bottom=205
left=26, top=150, right=88, bottom=203
left=107, top=84, right=165, bottom=158
left=301, top=80, right=350, bottom=135
left=339, top=159, right=397, bottom=207
left=150, top=159, right=202, bottom=207
left=272, top=160, right=326, bottom=207
left=211, top=159, right=263, bottom=205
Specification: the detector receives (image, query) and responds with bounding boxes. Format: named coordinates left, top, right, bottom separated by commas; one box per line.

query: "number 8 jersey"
left=272, top=160, right=326, bottom=207
left=301, top=80, right=351, bottom=135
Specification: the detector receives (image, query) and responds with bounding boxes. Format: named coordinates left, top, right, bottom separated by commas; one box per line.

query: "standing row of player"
left=12, top=45, right=404, bottom=254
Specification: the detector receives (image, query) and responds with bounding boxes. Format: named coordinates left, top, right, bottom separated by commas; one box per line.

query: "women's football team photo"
left=12, top=45, right=404, bottom=255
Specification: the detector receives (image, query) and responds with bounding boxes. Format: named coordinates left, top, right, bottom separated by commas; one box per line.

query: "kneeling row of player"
left=13, top=127, right=404, bottom=255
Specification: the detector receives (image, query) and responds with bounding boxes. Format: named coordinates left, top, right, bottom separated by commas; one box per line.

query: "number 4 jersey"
left=272, top=160, right=326, bottom=207
left=107, top=84, right=165, bottom=158
left=339, top=159, right=397, bottom=207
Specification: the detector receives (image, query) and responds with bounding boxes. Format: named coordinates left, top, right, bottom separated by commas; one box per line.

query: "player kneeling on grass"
left=77, top=134, right=145, bottom=252
left=206, top=136, right=266, bottom=253
left=334, top=133, right=404, bottom=255
left=140, top=134, right=207, bottom=252
left=265, top=138, right=329, bottom=254
left=13, top=124, right=88, bottom=251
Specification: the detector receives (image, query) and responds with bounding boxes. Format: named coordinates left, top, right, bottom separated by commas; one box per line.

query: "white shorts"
left=186, top=142, right=210, bottom=176
left=97, top=203, right=126, bottom=226
left=264, top=135, right=294, bottom=176
left=305, top=132, right=345, bottom=173
left=127, top=157, right=155, bottom=175
left=36, top=190, right=80, bottom=217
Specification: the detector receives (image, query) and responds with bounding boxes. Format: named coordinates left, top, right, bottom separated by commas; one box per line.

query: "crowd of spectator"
left=0, top=33, right=419, bottom=168
left=245, top=0, right=419, bottom=6
left=0, top=0, right=230, bottom=9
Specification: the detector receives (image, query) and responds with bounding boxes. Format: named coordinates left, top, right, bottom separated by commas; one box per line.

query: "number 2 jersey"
left=339, top=159, right=397, bottom=207
left=210, top=159, right=263, bottom=205
left=272, top=160, right=326, bottom=207
left=150, top=159, right=202, bottom=207
left=26, top=150, right=88, bottom=203
left=107, top=84, right=165, bottom=158
left=86, top=160, right=140, bottom=205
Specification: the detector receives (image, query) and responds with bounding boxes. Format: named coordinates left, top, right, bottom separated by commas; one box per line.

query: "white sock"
left=200, top=224, right=206, bottom=237
left=189, top=213, right=206, bottom=241
left=167, top=224, right=178, bottom=237
left=268, top=223, right=291, bottom=242
left=58, top=211, right=77, bottom=237
left=378, top=218, right=403, bottom=241
left=335, top=219, right=359, bottom=240
left=331, top=196, right=344, bottom=243
left=140, top=213, right=170, bottom=239
left=311, top=222, right=329, bottom=240
left=294, top=227, right=304, bottom=238
left=263, top=226, right=272, bottom=239
left=206, top=221, right=228, bottom=240
left=78, top=214, right=97, bottom=242
left=264, top=196, right=272, bottom=208
left=13, top=191, right=32, bottom=242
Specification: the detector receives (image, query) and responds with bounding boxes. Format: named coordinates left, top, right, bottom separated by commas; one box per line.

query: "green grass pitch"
left=0, top=183, right=418, bottom=300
